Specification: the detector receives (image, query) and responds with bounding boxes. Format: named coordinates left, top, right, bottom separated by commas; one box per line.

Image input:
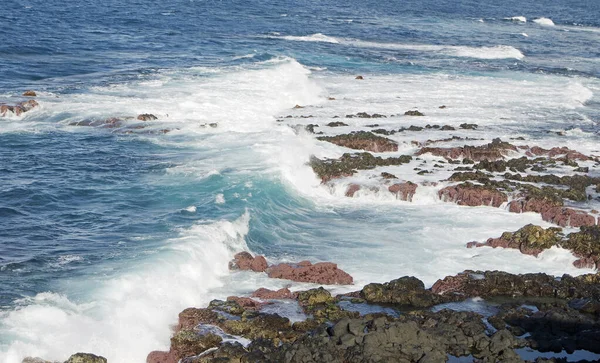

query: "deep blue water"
left=1, top=0, right=600, bottom=361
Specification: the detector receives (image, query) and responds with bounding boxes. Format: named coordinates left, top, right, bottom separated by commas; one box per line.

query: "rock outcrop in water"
left=145, top=270, right=600, bottom=363
left=22, top=353, right=107, bottom=363
left=1, top=99, right=39, bottom=116
left=228, top=252, right=268, bottom=272
left=267, top=261, right=354, bottom=285
left=317, top=131, right=398, bottom=153
left=468, top=224, right=600, bottom=269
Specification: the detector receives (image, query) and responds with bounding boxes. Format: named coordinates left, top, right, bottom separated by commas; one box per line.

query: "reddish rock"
left=229, top=252, right=268, bottom=272
left=528, top=146, right=590, bottom=161
left=177, top=308, right=219, bottom=332
left=147, top=350, right=177, bottom=363
left=267, top=261, right=353, bottom=285
left=345, top=184, right=361, bottom=197
left=431, top=273, right=470, bottom=295
left=251, top=287, right=295, bottom=300
left=388, top=182, right=417, bottom=201
left=542, top=207, right=596, bottom=228
left=22, top=90, right=37, bottom=97
left=573, top=257, right=597, bottom=269
left=0, top=100, right=39, bottom=117
left=226, top=296, right=266, bottom=310
left=439, top=184, right=507, bottom=207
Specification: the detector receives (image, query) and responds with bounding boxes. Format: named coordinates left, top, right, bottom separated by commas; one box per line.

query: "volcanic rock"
left=267, top=261, right=353, bottom=285
left=317, top=131, right=398, bottom=153
left=228, top=252, right=268, bottom=272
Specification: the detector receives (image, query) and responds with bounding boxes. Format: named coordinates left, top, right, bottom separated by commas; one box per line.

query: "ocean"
left=1, top=0, right=599, bottom=361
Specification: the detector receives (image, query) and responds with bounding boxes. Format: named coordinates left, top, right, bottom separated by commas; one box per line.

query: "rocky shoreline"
left=12, top=88, right=600, bottom=363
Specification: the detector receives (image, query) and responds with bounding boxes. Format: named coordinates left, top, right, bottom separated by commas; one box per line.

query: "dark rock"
left=360, top=276, right=441, bottom=308
left=228, top=252, right=268, bottom=272
left=468, top=224, right=563, bottom=256
left=267, top=261, right=353, bottom=285
left=404, top=110, right=425, bottom=116
left=459, top=123, right=478, bottom=130
left=137, top=114, right=158, bottom=121
left=317, top=131, right=398, bottom=153
left=380, top=172, right=397, bottom=179
left=417, top=139, right=517, bottom=161
left=309, top=153, right=412, bottom=182
left=326, top=121, right=348, bottom=127
left=64, top=353, right=107, bottom=363
left=355, top=76, right=364, bottom=80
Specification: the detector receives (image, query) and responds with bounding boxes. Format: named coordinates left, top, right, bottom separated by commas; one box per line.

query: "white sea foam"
left=277, top=33, right=340, bottom=44
left=0, top=212, right=252, bottom=363
left=269, top=34, right=524, bottom=60
left=184, top=205, right=197, bottom=212
left=215, top=193, right=225, bottom=204
left=506, top=16, right=527, bottom=23
left=534, top=17, right=555, bottom=26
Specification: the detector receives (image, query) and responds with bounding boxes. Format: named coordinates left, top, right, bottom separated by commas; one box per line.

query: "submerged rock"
left=267, top=261, right=353, bottom=285
left=0, top=100, right=39, bottom=117
left=251, top=287, right=294, bottom=300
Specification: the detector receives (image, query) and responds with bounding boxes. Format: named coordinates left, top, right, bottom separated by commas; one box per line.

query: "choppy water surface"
left=1, top=0, right=599, bottom=361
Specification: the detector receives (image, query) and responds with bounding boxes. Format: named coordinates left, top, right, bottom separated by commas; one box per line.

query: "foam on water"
left=534, top=17, right=555, bottom=26
left=506, top=16, right=527, bottom=23
left=277, top=33, right=340, bottom=44
left=268, top=34, right=525, bottom=60
left=0, top=212, right=251, bottom=363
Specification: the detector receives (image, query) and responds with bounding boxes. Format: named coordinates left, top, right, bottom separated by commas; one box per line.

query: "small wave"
left=506, top=16, right=527, bottom=23
left=273, top=33, right=340, bottom=44
left=344, top=39, right=525, bottom=60
left=533, top=17, right=555, bottom=26
left=215, top=194, right=225, bottom=204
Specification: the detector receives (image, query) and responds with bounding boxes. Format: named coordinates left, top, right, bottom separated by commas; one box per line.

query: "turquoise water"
left=1, top=0, right=599, bottom=361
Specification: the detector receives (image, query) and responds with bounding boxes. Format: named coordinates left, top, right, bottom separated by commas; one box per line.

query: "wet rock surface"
left=1, top=99, right=39, bottom=116
left=317, top=131, right=398, bottom=153
left=267, top=261, right=353, bottom=285
left=150, top=270, right=600, bottom=363
left=468, top=225, right=600, bottom=269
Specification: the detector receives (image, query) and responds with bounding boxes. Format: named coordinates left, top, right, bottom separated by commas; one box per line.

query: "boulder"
left=22, top=90, right=37, bottom=97
left=251, top=287, right=294, bottom=300
left=267, top=261, right=353, bottom=285
left=360, top=276, right=441, bottom=308
left=64, top=353, right=107, bottom=363
left=388, top=182, right=417, bottom=201
left=170, top=330, right=222, bottom=361
left=228, top=252, right=268, bottom=272
left=345, top=184, right=361, bottom=197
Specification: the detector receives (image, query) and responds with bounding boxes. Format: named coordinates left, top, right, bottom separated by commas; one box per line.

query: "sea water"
left=1, top=0, right=599, bottom=361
